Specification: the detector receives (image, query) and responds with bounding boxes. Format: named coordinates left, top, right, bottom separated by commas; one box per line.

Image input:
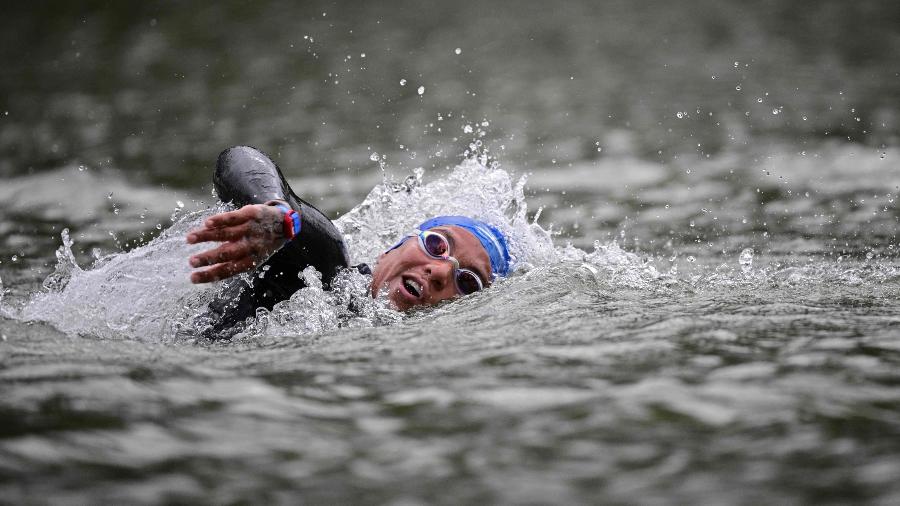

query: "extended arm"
left=189, top=146, right=352, bottom=336
left=187, top=203, right=288, bottom=283
left=188, top=145, right=350, bottom=286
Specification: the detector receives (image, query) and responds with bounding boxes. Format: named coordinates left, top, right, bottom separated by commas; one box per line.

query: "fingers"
left=189, top=241, right=254, bottom=268
left=186, top=207, right=260, bottom=243
left=204, top=206, right=259, bottom=228
left=185, top=204, right=285, bottom=283
left=187, top=222, right=252, bottom=244
left=186, top=205, right=280, bottom=244
left=190, top=257, right=257, bottom=284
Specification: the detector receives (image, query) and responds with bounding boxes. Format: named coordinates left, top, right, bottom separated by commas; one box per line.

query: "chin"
left=387, top=279, right=415, bottom=311
left=389, top=296, right=412, bottom=311
left=371, top=276, right=410, bottom=311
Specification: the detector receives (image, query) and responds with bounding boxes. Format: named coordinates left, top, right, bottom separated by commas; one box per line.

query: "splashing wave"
left=8, top=158, right=599, bottom=340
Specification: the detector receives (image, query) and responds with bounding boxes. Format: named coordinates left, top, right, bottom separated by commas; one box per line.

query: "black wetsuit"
left=201, top=146, right=357, bottom=337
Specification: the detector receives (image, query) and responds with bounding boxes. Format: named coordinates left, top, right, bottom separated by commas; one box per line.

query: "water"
left=2, top=1, right=900, bottom=504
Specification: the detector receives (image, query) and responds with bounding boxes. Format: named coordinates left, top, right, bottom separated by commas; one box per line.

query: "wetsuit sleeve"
left=203, top=146, right=351, bottom=336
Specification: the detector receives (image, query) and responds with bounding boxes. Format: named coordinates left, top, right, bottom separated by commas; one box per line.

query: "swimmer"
left=187, top=146, right=510, bottom=336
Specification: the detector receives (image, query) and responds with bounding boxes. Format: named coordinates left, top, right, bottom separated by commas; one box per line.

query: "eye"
left=422, top=232, right=449, bottom=257
left=455, top=269, right=483, bottom=295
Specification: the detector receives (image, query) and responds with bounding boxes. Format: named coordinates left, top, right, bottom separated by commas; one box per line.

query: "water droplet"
left=11, top=255, right=18, bottom=262
left=107, top=192, right=113, bottom=199
left=454, top=47, right=461, bottom=55
left=687, top=256, right=696, bottom=263
left=739, top=247, right=754, bottom=273
left=399, top=79, right=407, bottom=86
left=463, top=124, right=473, bottom=133
left=772, top=108, right=780, bottom=115
left=176, top=200, right=185, bottom=208
left=757, top=97, right=763, bottom=103
left=802, top=115, right=808, bottom=121
left=369, top=152, right=380, bottom=162
left=417, top=86, right=425, bottom=95
left=676, top=111, right=684, bottom=119
left=881, top=152, right=887, bottom=159
left=735, top=84, right=742, bottom=91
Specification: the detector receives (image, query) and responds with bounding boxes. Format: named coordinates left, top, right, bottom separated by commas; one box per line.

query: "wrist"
left=268, top=202, right=301, bottom=240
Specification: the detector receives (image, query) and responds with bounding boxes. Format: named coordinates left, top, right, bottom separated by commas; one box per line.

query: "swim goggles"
left=407, top=230, right=485, bottom=295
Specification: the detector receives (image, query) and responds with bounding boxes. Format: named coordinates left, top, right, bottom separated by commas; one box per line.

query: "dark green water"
left=2, top=1, right=900, bottom=504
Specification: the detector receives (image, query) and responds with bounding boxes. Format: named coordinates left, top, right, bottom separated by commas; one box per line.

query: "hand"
left=187, top=203, right=288, bottom=283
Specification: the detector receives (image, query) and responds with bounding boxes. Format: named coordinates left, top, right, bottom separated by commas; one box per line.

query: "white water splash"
left=336, top=156, right=558, bottom=271
left=19, top=209, right=221, bottom=340
left=239, top=266, right=404, bottom=340
left=12, top=156, right=659, bottom=341
left=739, top=248, right=754, bottom=274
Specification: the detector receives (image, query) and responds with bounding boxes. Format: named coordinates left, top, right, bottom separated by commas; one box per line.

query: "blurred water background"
left=1, top=1, right=900, bottom=504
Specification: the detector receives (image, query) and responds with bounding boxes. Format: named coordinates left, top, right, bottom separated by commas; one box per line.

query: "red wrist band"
left=274, top=204, right=301, bottom=240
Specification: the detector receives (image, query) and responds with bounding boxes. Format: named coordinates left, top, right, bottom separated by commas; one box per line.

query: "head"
left=370, top=216, right=511, bottom=310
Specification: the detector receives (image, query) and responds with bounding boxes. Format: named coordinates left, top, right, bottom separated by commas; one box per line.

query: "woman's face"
left=370, top=225, right=492, bottom=310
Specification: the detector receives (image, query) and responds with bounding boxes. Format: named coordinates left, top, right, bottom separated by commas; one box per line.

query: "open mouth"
left=402, top=276, right=423, bottom=299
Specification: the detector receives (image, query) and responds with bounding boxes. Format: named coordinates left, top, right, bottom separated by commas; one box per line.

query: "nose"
left=425, top=258, right=454, bottom=291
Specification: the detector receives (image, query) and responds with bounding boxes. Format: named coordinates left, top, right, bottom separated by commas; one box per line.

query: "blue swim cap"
left=417, top=216, right=511, bottom=277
